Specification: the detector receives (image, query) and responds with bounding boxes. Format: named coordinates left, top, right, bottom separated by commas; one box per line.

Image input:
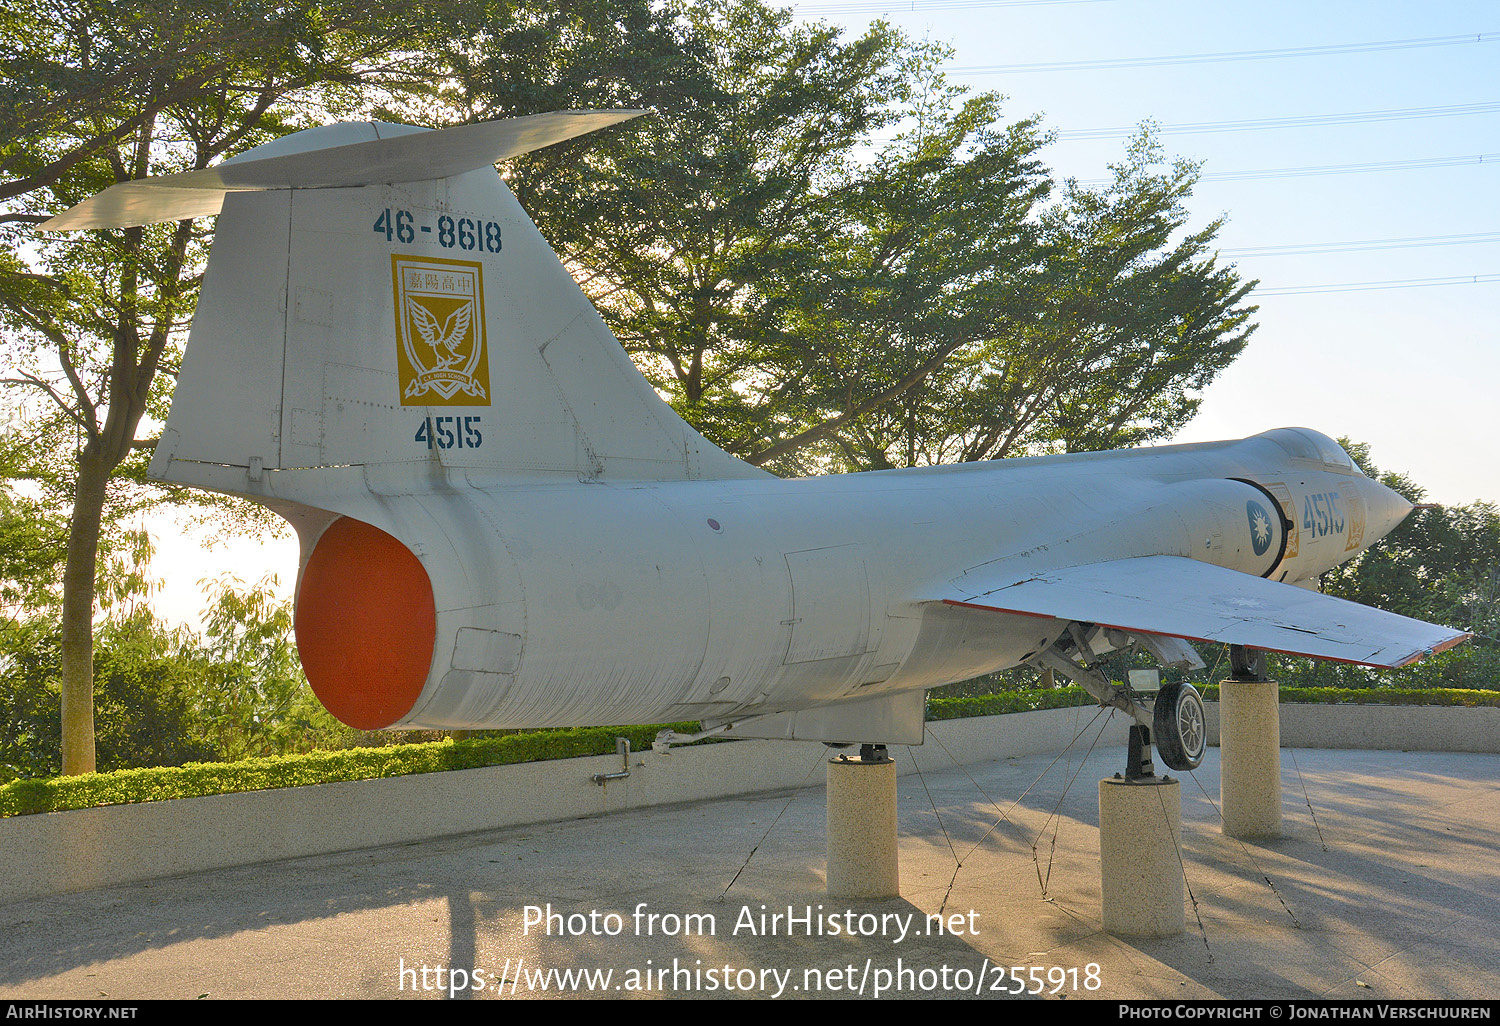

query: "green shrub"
left=0, top=721, right=695, bottom=818
left=6, top=684, right=1494, bottom=818
left=926, top=686, right=1092, bottom=720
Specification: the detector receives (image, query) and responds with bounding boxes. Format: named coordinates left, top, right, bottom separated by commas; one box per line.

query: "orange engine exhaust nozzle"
left=294, top=516, right=437, bottom=729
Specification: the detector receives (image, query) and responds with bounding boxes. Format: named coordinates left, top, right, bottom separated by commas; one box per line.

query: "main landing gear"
left=1033, top=624, right=1207, bottom=775
left=1033, top=622, right=1201, bottom=939
left=1152, top=681, right=1207, bottom=772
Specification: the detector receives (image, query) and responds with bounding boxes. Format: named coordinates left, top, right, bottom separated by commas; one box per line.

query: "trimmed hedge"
left=926, top=685, right=1500, bottom=720
left=1198, top=684, right=1500, bottom=708
left=0, top=722, right=695, bottom=819
left=4, top=685, right=1495, bottom=818
left=926, top=686, right=1092, bottom=720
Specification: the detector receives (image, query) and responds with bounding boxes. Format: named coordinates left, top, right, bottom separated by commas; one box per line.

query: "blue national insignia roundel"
left=1246, top=500, right=1274, bottom=557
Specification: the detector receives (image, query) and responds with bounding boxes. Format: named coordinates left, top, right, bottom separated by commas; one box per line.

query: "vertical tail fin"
left=40, top=115, right=767, bottom=494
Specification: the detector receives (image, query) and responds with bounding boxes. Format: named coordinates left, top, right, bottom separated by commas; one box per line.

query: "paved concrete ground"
left=2, top=731, right=1498, bottom=1000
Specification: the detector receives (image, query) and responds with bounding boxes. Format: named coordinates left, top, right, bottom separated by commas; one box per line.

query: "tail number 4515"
left=416, top=416, right=482, bottom=450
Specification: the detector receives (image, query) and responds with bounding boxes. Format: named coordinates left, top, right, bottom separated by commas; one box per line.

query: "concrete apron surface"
left=2, top=735, right=1497, bottom=1000
left=0, top=707, right=1124, bottom=905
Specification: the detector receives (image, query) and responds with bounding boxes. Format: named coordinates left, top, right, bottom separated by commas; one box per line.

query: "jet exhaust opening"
left=294, top=516, right=436, bottom=729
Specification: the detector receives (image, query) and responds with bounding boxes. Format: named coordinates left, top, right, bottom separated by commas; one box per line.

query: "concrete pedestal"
left=1220, top=678, right=1282, bottom=839
left=826, top=754, right=899, bottom=899
left=1099, top=777, right=1184, bottom=937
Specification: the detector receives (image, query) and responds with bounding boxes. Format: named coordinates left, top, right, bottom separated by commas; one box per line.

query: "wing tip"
left=1391, top=631, right=1475, bottom=668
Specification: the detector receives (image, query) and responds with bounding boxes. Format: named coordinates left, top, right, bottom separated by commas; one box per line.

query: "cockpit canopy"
left=1255, top=428, right=1359, bottom=474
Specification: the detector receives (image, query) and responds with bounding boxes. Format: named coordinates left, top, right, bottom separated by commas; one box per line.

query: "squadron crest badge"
left=391, top=255, right=491, bottom=406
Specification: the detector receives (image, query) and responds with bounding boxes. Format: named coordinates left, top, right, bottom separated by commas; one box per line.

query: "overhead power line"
left=1223, top=232, right=1500, bottom=258
left=951, top=31, right=1498, bottom=74
left=1058, top=101, right=1500, bottom=140
left=1256, top=273, right=1500, bottom=296
left=789, top=0, right=1114, bottom=15
left=1080, top=152, right=1500, bottom=186
left=1201, top=152, right=1500, bottom=182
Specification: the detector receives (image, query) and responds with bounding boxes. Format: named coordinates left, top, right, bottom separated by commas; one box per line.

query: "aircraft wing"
left=943, top=555, right=1471, bottom=668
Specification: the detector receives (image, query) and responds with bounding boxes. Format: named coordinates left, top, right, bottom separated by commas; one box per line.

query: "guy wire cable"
left=718, top=743, right=829, bottom=901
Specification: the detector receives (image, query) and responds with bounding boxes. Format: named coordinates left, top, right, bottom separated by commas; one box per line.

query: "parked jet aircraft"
left=44, top=112, right=1470, bottom=770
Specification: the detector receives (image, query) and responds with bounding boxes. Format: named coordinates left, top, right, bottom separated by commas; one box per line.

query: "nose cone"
left=1358, top=476, right=1416, bottom=548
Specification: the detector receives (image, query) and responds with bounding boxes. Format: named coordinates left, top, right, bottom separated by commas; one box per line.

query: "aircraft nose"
left=1358, top=475, right=1415, bottom=546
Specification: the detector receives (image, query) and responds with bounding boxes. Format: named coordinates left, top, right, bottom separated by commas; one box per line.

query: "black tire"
left=1153, top=681, right=1207, bottom=771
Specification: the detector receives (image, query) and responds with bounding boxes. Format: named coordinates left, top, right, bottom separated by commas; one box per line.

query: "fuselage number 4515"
left=1303, top=491, right=1345, bottom=539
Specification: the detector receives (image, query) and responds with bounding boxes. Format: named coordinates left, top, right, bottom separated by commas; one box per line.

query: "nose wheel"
left=1153, top=681, right=1207, bottom=771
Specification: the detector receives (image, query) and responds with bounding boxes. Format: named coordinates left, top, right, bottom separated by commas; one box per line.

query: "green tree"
left=0, top=462, right=67, bottom=617
left=1324, top=440, right=1500, bottom=640
left=472, top=2, right=1256, bottom=473
left=189, top=574, right=339, bottom=761
left=0, top=534, right=220, bottom=781
left=745, top=82, right=1053, bottom=471
left=481, top=1, right=953, bottom=468
left=815, top=130, right=1256, bottom=469
left=0, top=566, right=348, bottom=780
left=0, top=1, right=440, bottom=775
left=89, top=611, right=220, bottom=773
left=0, top=465, right=208, bottom=780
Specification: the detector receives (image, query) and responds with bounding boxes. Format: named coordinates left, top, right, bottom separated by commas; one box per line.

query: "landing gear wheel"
left=1153, top=681, right=1207, bottom=771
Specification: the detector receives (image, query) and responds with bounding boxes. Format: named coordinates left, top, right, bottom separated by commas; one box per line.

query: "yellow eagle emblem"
left=391, top=255, right=491, bottom=406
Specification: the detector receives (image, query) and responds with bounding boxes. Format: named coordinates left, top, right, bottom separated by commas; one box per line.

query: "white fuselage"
left=311, top=427, right=1407, bottom=730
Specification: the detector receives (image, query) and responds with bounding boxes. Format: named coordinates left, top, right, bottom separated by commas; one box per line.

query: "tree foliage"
left=0, top=574, right=346, bottom=782
left=0, top=0, right=447, bottom=774
left=1323, top=440, right=1500, bottom=643
left=189, top=575, right=336, bottom=762
left=474, top=2, right=1257, bottom=473
left=828, top=131, right=1256, bottom=470
left=0, top=0, right=440, bottom=207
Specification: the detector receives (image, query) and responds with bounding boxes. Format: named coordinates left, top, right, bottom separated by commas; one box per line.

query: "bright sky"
left=145, top=0, right=1500, bottom=629
left=781, top=0, right=1498, bottom=504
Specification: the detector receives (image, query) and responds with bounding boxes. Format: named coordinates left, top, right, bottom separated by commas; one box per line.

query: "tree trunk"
left=59, top=448, right=110, bottom=776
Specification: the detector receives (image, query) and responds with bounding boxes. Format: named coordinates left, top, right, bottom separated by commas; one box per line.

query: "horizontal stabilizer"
left=943, top=555, right=1470, bottom=668
left=40, top=110, right=644, bottom=230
